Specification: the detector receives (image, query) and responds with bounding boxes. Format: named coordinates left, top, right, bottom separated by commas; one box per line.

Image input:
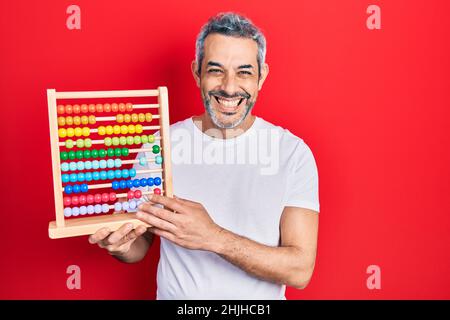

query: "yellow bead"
left=116, top=114, right=124, bottom=123
left=113, top=125, right=121, bottom=134
left=145, top=113, right=152, bottom=122
left=135, top=124, right=143, bottom=134
left=73, top=116, right=81, bottom=126
left=66, top=116, right=73, bottom=126
left=128, top=125, right=135, bottom=134
left=98, top=126, right=106, bottom=136
left=82, top=127, right=90, bottom=137
left=138, top=113, right=145, bottom=122
left=58, top=128, right=67, bottom=138
left=74, top=127, right=83, bottom=137
left=57, top=117, right=66, bottom=126
left=131, top=113, right=139, bottom=123
left=120, top=125, right=128, bottom=134
left=66, top=128, right=75, bottom=137
left=106, top=125, right=114, bottom=135
left=88, top=115, right=96, bottom=124
left=81, top=116, right=89, bottom=125
left=124, top=114, right=131, bottom=123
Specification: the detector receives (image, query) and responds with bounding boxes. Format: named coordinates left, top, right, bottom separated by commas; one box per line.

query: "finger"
left=173, top=195, right=199, bottom=207
left=107, top=223, right=134, bottom=244
left=146, top=194, right=185, bottom=213
left=136, top=211, right=177, bottom=233
left=114, top=225, right=148, bottom=247
left=138, top=202, right=179, bottom=224
left=148, top=227, right=177, bottom=243
left=88, top=227, right=111, bottom=244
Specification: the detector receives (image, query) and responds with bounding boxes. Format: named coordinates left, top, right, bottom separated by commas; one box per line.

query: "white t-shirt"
left=133, top=116, right=320, bottom=299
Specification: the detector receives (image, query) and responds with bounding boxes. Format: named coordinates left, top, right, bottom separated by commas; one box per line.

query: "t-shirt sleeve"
left=284, top=142, right=320, bottom=213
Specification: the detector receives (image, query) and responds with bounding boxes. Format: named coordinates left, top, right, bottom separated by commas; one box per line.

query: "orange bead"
left=145, top=113, right=152, bottom=122
left=103, top=103, right=111, bottom=112
left=73, top=104, right=81, bottom=114
left=118, top=103, right=126, bottom=112
left=73, top=116, right=81, bottom=125
left=124, top=114, right=131, bottom=123
left=126, top=103, right=133, bottom=112
left=81, top=116, right=89, bottom=125
left=111, top=103, right=119, bottom=112
left=65, top=105, right=73, bottom=114
left=57, top=105, right=65, bottom=115
left=88, top=104, right=96, bottom=113
left=66, top=116, right=74, bottom=126
left=80, top=104, right=89, bottom=113
left=116, top=114, right=124, bottom=123
left=95, top=104, right=103, bottom=112
left=131, top=113, right=138, bottom=123
left=57, top=117, right=66, bottom=126
left=88, top=115, right=96, bottom=124
left=138, top=113, right=146, bottom=122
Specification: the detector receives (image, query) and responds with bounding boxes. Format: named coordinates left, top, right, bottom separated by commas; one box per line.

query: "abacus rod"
left=55, top=90, right=159, bottom=99
left=90, top=125, right=160, bottom=133
left=134, top=104, right=159, bottom=109
left=95, top=114, right=160, bottom=121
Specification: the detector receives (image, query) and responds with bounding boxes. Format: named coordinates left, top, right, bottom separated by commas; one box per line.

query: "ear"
left=191, top=60, right=201, bottom=88
left=258, top=63, right=269, bottom=91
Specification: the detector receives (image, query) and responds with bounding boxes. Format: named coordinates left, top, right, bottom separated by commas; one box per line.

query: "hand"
left=136, top=195, right=224, bottom=251
left=88, top=223, right=148, bottom=256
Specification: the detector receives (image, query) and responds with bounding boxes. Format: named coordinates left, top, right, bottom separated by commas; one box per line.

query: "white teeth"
left=217, top=98, right=240, bottom=107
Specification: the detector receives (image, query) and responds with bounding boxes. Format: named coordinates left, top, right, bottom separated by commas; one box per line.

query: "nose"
left=220, top=73, right=239, bottom=96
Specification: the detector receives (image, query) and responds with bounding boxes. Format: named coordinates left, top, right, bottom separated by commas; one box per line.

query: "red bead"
left=63, top=197, right=71, bottom=206
left=118, top=103, right=126, bottom=112
left=134, top=190, right=142, bottom=198
left=111, top=103, right=119, bottom=112
left=73, top=104, right=81, bottom=114
left=154, top=188, right=161, bottom=195
left=101, top=193, right=109, bottom=202
left=94, top=194, right=102, bottom=203
left=71, top=196, right=79, bottom=206
left=88, top=104, right=96, bottom=113
left=127, top=190, right=134, bottom=200
left=109, top=192, right=116, bottom=202
left=57, top=105, right=65, bottom=115
left=87, top=194, right=95, bottom=204
left=80, top=104, right=89, bottom=113
left=96, top=104, right=104, bottom=112
left=65, top=105, right=73, bottom=114
left=79, top=195, right=87, bottom=205
left=126, top=103, right=133, bottom=112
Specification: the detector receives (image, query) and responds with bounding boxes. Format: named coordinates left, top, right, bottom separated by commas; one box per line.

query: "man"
left=89, top=12, right=320, bottom=300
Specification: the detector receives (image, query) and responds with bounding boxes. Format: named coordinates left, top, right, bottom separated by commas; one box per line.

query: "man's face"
left=192, top=33, right=268, bottom=129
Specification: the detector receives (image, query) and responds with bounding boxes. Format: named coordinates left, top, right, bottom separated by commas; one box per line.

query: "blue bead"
left=61, top=163, right=69, bottom=172
left=77, top=161, right=85, bottom=171
left=114, top=159, right=122, bottom=168
left=62, top=174, right=70, bottom=183
left=112, top=181, right=120, bottom=190
left=87, top=205, right=95, bottom=214
left=99, top=159, right=107, bottom=169
left=147, top=177, right=154, bottom=186
left=72, top=184, right=80, bottom=194
left=102, top=204, right=109, bottom=213
left=129, top=200, right=137, bottom=210
left=132, top=179, right=140, bottom=188
left=122, top=169, right=129, bottom=178
left=77, top=173, right=85, bottom=182
left=94, top=204, right=102, bottom=214
left=85, top=172, right=93, bottom=182
left=154, top=177, right=161, bottom=186
left=155, top=156, right=163, bottom=165
left=64, top=207, right=72, bottom=217
left=126, top=180, right=133, bottom=188
left=119, top=180, right=127, bottom=189
left=69, top=162, right=77, bottom=171
left=114, top=202, right=122, bottom=211
left=139, top=157, right=147, bottom=166
left=139, top=178, right=147, bottom=187
left=64, top=185, right=73, bottom=194
left=122, top=201, right=130, bottom=211
left=84, top=161, right=92, bottom=170
left=69, top=173, right=77, bottom=183
left=79, top=206, right=87, bottom=215
left=92, top=171, right=100, bottom=180
left=107, top=159, right=115, bottom=169
left=100, top=171, right=108, bottom=180
left=129, top=168, right=136, bottom=177
left=92, top=160, right=100, bottom=170
left=72, top=207, right=80, bottom=216
left=80, top=184, right=88, bottom=192
left=107, top=170, right=115, bottom=180
left=114, top=169, right=122, bottom=179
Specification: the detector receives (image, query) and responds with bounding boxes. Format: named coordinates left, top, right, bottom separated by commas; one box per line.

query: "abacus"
left=47, top=88, right=173, bottom=239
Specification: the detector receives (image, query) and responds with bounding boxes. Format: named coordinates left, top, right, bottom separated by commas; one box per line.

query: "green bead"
left=65, top=139, right=74, bottom=149
left=83, top=150, right=91, bottom=159
left=108, top=148, right=115, bottom=157
left=84, top=139, right=92, bottom=148
left=119, top=136, right=127, bottom=146
left=68, top=151, right=76, bottom=160
left=76, top=139, right=84, bottom=148
left=122, top=148, right=129, bottom=156
left=112, top=137, right=120, bottom=146
left=76, top=150, right=84, bottom=159
left=148, top=135, right=155, bottom=143
left=60, top=152, right=68, bottom=161
left=114, top=148, right=121, bottom=156
left=152, top=145, right=160, bottom=154
left=98, top=149, right=106, bottom=158
left=141, top=135, right=148, bottom=144
left=91, top=149, right=98, bottom=158
left=104, top=137, right=112, bottom=147
left=126, top=136, right=134, bottom=145
left=134, top=136, right=141, bottom=145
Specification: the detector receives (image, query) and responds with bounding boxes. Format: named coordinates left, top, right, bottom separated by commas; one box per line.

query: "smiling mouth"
left=212, top=95, right=245, bottom=110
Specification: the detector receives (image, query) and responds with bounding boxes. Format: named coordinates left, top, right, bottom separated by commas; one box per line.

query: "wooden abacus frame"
left=47, top=88, right=173, bottom=239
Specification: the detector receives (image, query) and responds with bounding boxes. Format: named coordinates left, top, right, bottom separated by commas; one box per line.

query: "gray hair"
left=195, top=12, right=267, bottom=77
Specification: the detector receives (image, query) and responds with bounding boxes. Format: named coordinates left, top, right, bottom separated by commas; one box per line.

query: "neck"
left=192, top=113, right=256, bottom=139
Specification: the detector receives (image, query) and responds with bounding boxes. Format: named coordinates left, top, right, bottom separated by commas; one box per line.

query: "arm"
left=136, top=195, right=319, bottom=288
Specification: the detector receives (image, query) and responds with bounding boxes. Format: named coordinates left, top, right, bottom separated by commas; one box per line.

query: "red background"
left=1, top=0, right=449, bottom=299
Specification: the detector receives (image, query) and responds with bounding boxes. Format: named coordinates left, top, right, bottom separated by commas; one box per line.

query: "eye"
left=238, top=70, right=252, bottom=75
left=207, top=69, right=223, bottom=74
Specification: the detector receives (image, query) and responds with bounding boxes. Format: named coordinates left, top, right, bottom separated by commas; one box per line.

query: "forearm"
left=113, top=232, right=153, bottom=264
left=211, top=228, right=314, bottom=288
